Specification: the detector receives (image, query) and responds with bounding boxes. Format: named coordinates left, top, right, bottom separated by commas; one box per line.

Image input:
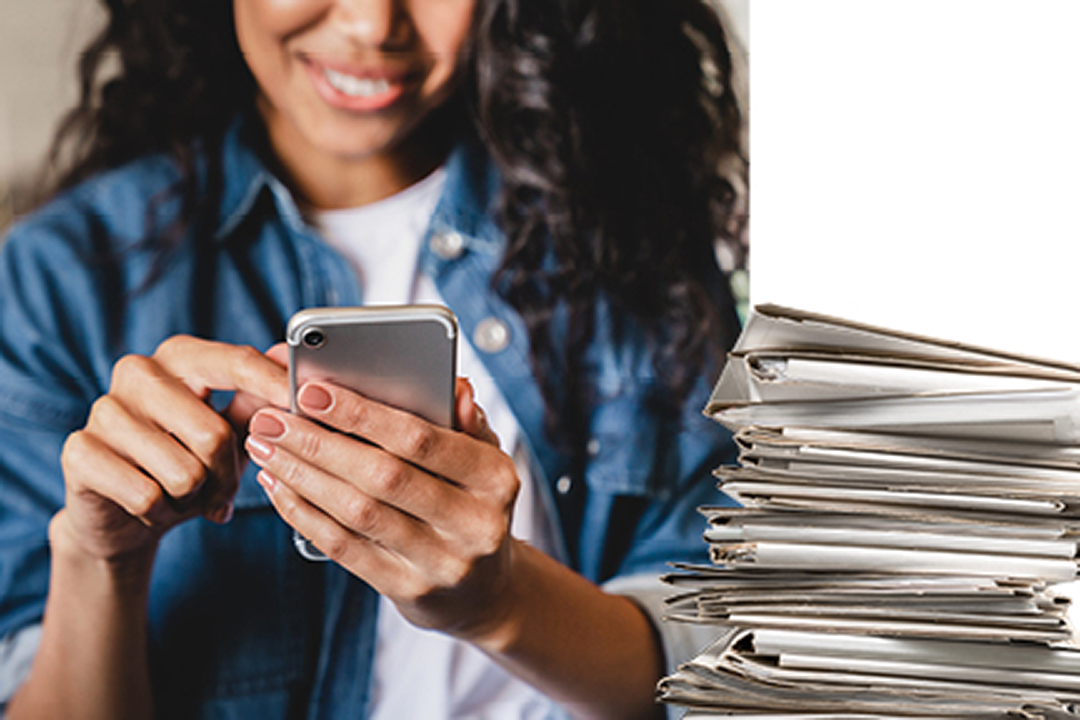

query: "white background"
left=751, top=0, right=1080, bottom=363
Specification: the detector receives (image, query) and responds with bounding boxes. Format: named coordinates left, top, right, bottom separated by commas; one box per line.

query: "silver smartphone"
left=286, top=304, right=459, bottom=560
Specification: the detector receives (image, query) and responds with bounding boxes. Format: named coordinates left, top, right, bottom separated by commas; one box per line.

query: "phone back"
left=287, top=305, right=458, bottom=428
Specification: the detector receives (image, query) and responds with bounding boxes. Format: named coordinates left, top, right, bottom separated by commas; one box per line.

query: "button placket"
left=555, top=475, right=573, bottom=495
left=473, top=317, right=511, bottom=354
left=429, top=229, right=465, bottom=260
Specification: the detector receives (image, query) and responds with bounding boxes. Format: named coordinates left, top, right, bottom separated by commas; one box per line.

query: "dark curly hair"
left=44, top=0, right=747, bottom=458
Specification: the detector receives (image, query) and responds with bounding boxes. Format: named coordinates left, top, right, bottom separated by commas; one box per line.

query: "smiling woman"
left=234, top=0, right=476, bottom=208
left=0, top=2, right=748, bottom=719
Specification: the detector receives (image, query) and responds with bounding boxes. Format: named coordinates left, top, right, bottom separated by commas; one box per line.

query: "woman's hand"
left=245, top=377, right=522, bottom=640
left=10, top=337, right=289, bottom=720
left=244, top=380, right=668, bottom=720
left=58, top=336, right=290, bottom=564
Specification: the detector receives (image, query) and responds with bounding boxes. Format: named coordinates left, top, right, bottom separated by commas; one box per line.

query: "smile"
left=322, top=67, right=394, bottom=98
left=305, top=59, right=409, bottom=112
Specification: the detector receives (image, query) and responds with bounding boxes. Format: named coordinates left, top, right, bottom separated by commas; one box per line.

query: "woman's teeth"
left=323, top=67, right=392, bottom=97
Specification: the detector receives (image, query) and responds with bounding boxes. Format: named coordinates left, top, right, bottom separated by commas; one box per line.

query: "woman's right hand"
left=56, top=336, right=291, bottom=563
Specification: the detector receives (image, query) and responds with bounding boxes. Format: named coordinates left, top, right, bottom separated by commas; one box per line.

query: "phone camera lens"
left=302, top=328, right=326, bottom=349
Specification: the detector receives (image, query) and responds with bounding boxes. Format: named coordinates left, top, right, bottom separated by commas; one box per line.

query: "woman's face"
left=234, top=0, right=476, bottom=191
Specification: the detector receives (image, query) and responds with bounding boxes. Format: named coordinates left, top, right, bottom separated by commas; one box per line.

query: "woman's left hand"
left=245, top=377, right=521, bottom=641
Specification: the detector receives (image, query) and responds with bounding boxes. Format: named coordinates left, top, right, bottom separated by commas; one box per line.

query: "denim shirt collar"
left=215, top=117, right=306, bottom=241
left=428, top=133, right=505, bottom=253
left=212, top=116, right=505, bottom=257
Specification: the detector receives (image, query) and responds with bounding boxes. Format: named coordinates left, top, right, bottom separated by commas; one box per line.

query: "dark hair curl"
left=44, top=0, right=747, bottom=457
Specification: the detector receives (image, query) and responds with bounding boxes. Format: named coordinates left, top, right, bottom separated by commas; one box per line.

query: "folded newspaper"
left=659, top=305, right=1080, bottom=718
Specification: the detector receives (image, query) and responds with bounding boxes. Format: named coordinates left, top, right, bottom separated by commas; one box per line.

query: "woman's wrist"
left=462, top=539, right=530, bottom=656
left=458, top=539, right=666, bottom=720
left=9, top=511, right=158, bottom=720
left=48, top=510, right=157, bottom=596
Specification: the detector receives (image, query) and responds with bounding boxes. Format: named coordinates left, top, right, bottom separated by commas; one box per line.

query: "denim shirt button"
left=430, top=229, right=465, bottom=260
left=555, top=475, right=573, bottom=495
left=587, top=438, right=601, bottom=456
left=473, top=317, right=510, bottom=353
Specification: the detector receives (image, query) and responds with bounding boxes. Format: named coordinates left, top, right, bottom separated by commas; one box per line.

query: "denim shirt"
left=0, top=120, right=737, bottom=718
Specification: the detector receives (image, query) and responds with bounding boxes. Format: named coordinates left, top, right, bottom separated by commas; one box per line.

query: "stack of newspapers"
left=659, top=305, right=1080, bottom=719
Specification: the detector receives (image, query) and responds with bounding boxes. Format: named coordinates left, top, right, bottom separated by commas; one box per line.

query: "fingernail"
left=299, top=383, right=333, bottom=412
left=256, top=470, right=277, bottom=494
left=251, top=412, right=286, bottom=439
left=245, top=435, right=274, bottom=462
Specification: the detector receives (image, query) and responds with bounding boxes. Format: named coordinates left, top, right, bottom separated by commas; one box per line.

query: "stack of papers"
left=659, top=305, right=1080, bottom=718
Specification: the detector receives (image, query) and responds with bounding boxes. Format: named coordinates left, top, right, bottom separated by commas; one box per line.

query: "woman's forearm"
left=7, top=511, right=155, bottom=720
left=472, top=541, right=666, bottom=720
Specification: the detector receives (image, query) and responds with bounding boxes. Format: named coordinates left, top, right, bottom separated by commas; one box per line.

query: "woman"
left=0, top=0, right=746, bottom=718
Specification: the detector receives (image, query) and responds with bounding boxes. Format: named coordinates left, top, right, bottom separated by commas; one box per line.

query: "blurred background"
left=0, top=0, right=102, bottom=229
left=0, top=0, right=749, bottom=233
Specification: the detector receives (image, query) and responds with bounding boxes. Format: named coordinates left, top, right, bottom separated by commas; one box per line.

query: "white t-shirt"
left=315, top=170, right=563, bottom=719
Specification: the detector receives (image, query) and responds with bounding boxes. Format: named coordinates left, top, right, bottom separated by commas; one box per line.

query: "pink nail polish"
left=246, top=435, right=274, bottom=461
left=251, top=412, right=286, bottom=439
left=256, top=470, right=277, bottom=493
left=299, top=383, right=333, bottom=412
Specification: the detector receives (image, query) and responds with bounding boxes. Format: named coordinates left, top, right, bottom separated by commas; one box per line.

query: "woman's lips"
left=305, top=60, right=409, bottom=112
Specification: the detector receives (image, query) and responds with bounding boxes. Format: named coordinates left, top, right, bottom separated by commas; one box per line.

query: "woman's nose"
left=331, top=0, right=410, bottom=48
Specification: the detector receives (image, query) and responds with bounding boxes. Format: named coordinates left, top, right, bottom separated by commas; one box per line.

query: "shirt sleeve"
left=0, top=213, right=108, bottom=693
left=602, top=573, right=717, bottom=720
left=0, top=408, right=67, bottom=645
left=0, top=623, right=41, bottom=713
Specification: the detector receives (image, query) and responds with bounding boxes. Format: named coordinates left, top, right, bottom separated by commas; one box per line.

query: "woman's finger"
left=223, top=348, right=286, bottom=433
left=221, top=343, right=291, bottom=447
left=264, top=341, right=289, bottom=367
left=245, top=409, right=490, bottom=539
left=86, top=394, right=211, bottom=511
left=254, top=466, right=501, bottom=610
left=62, top=430, right=188, bottom=533
left=152, top=335, right=291, bottom=409
left=252, top=469, right=417, bottom=592
left=455, top=377, right=500, bottom=447
left=109, top=353, right=241, bottom=513
left=292, top=380, right=519, bottom=502
left=245, top=434, right=445, bottom=555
